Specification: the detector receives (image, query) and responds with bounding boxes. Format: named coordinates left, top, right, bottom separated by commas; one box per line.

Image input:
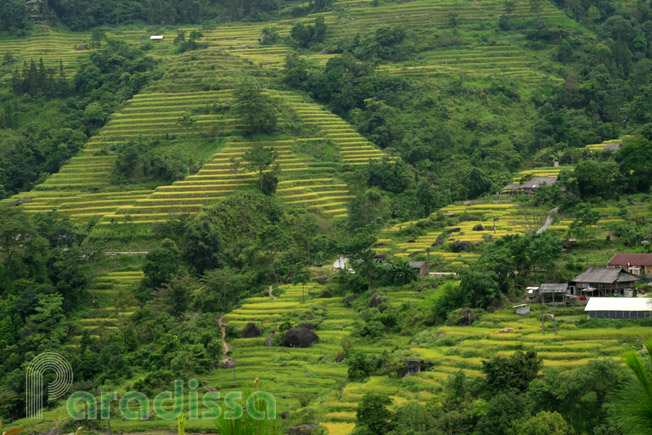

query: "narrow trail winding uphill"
left=218, top=315, right=229, bottom=357
left=537, top=206, right=559, bottom=234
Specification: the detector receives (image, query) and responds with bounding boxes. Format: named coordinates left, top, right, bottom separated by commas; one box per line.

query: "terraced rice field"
left=381, top=201, right=529, bottom=267
left=511, top=165, right=574, bottom=182
left=332, top=0, right=566, bottom=37
left=100, top=137, right=354, bottom=225
left=584, top=136, right=633, bottom=152
left=6, top=90, right=237, bottom=221
left=123, top=283, right=357, bottom=431
left=77, top=270, right=142, bottom=338
left=276, top=92, right=389, bottom=165
left=0, top=28, right=91, bottom=78
left=311, top=287, right=644, bottom=433
left=379, top=45, right=559, bottom=83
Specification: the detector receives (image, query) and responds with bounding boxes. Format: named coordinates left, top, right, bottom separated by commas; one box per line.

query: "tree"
left=459, top=270, right=501, bottom=310
left=0, top=206, right=36, bottom=273
left=616, top=137, right=652, bottom=193
left=114, top=287, right=137, bottom=342
left=574, top=161, right=609, bottom=198
left=518, top=411, right=570, bottom=435
left=139, top=239, right=180, bottom=303
left=232, top=80, right=278, bottom=136
left=243, top=144, right=279, bottom=191
left=475, top=392, right=528, bottom=435
left=356, top=392, right=395, bottom=434
left=258, top=225, right=291, bottom=284
left=482, top=350, right=542, bottom=393
left=608, top=338, right=652, bottom=433
left=342, top=230, right=377, bottom=293
left=177, top=112, right=196, bottom=130
left=174, top=31, right=186, bottom=45
left=183, top=219, right=221, bottom=274
left=291, top=267, right=311, bottom=303
left=416, top=179, right=439, bottom=216
left=348, top=188, right=390, bottom=231
left=91, top=28, right=106, bottom=49
left=229, top=157, right=242, bottom=191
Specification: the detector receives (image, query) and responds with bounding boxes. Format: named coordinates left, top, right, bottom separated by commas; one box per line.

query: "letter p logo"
left=26, top=352, right=73, bottom=419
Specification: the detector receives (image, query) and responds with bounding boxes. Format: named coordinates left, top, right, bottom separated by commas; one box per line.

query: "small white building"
left=150, top=35, right=164, bottom=41
left=585, top=297, right=652, bottom=319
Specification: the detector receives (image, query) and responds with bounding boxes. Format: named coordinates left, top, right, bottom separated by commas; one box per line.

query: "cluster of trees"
left=0, top=0, right=337, bottom=31
left=0, top=41, right=156, bottom=199
left=0, top=208, right=97, bottom=420
left=352, top=354, right=637, bottom=434
left=0, top=0, right=27, bottom=33
left=10, top=59, right=69, bottom=98
left=290, top=16, right=327, bottom=48
left=173, top=30, right=206, bottom=53
left=424, top=232, right=562, bottom=324
left=111, top=138, right=193, bottom=185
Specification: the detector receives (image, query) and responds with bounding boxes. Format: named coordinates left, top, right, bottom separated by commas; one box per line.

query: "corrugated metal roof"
left=539, top=283, right=568, bottom=293
left=520, top=177, right=558, bottom=189
left=585, top=297, right=652, bottom=312
left=572, top=267, right=641, bottom=284
left=609, top=253, right=652, bottom=267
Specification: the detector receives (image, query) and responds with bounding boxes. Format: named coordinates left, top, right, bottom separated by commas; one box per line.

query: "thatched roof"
left=572, top=267, right=641, bottom=284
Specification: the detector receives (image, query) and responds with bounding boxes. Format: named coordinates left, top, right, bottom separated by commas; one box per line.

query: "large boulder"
left=400, top=359, right=435, bottom=378
left=446, top=307, right=480, bottom=326
left=296, top=323, right=315, bottom=330
left=241, top=322, right=262, bottom=338
left=282, top=327, right=319, bottom=348
left=369, top=294, right=382, bottom=308
left=472, top=224, right=484, bottom=231
left=450, top=240, right=473, bottom=252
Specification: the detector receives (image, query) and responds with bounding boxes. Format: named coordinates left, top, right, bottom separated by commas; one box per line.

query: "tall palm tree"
left=609, top=338, right=652, bottom=433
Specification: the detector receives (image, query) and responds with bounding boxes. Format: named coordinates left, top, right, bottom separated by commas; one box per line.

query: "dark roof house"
left=538, top=283, right=568, bottom=301
left=539, top=283, right=569, bottom=294
left=502, top=177, right=558, bottom=195
left=571, top=267, right=641, bottom=296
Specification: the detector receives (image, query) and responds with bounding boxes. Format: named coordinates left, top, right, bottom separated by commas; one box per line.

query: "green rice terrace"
left=2, top=0, right=652, bottom=433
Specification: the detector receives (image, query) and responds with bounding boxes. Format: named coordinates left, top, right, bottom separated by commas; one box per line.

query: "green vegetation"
left=2, top=0, right=652, bottom=433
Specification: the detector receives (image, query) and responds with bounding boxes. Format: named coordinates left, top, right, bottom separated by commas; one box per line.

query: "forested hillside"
left=1, top=0, right=652, bottom=433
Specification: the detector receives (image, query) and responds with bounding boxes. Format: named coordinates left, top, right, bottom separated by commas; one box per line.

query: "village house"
left=570, top=267, right=641, bottom=296
left=501, top=176, right=558, bottom=195
left=608, top=253, right=652, bottom=276
left=538, top=283, right=569, bottom=302
left=585, top=297, right=652, bottom=319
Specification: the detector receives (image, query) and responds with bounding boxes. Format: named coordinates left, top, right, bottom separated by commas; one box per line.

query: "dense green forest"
left=2, top=0, right=652, bottom=433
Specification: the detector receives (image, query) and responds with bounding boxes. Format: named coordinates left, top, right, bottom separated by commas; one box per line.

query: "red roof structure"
left=608, top=253, right=652, bottom=267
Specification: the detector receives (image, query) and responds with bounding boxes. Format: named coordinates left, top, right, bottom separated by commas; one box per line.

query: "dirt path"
left=218, top=315, right=229, bottom=356
left=267, top=284, right=277, bottom=300
left=536, top=206, right=559, bottom=234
